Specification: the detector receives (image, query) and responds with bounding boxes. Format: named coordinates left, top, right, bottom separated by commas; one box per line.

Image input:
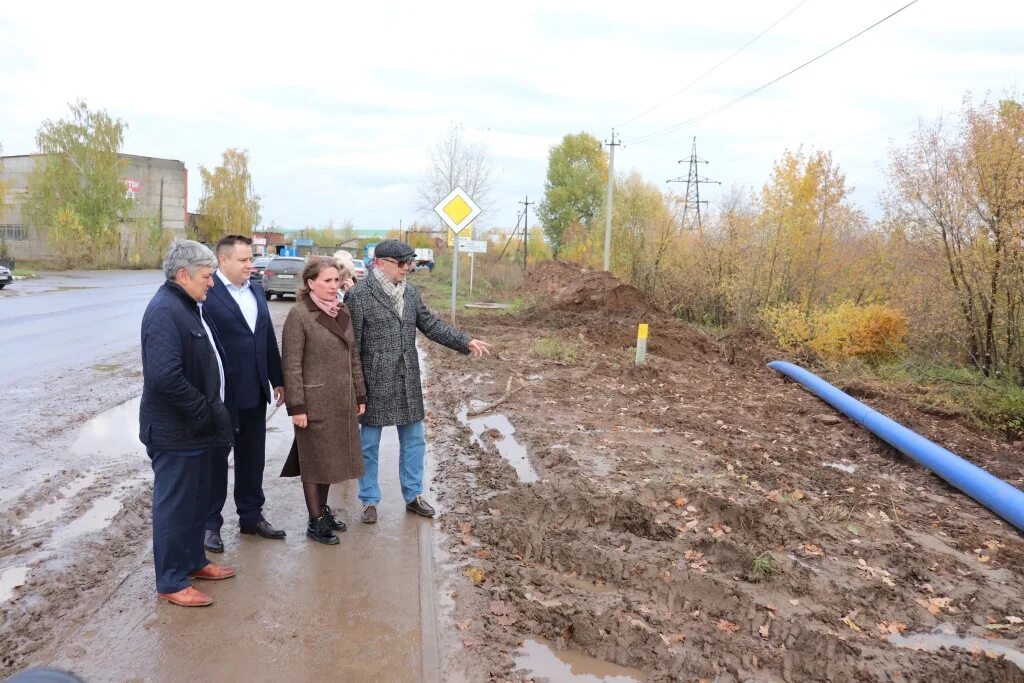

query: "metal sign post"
left=434, top=187, right=482, bottom=324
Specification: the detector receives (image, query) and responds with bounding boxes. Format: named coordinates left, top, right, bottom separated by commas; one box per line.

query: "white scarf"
left=373, top=267, right=406, bottom=319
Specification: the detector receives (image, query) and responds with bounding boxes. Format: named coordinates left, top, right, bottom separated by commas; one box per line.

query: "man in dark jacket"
left=346, top=239, right=491, bottom=524
left=140, top=240, right=236, bottom=607
left=201, top=235, right=286, bottom=553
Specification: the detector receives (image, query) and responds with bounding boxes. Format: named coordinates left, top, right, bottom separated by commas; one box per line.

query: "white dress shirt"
left=198, top=303, right=226, bottom=402
left=216, top=270, right=258, bottom=333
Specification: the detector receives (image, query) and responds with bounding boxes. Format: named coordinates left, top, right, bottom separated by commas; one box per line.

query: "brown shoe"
left=189, top=563, right=236, bottom=580
left=158, top=586, right=213, bottom=607
left=361, top=504, right=377, bottom=524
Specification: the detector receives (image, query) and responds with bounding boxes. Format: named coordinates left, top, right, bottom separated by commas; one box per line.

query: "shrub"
left=761, top=302, right=907, bottom=362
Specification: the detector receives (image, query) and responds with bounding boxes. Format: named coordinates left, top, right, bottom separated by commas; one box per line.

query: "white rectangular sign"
left=458, top=239, right=488, bottom=254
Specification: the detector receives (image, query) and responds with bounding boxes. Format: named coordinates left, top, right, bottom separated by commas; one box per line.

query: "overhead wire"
left=627, top=0, right=923, bottom=147
left=616, top=0, right=812, bottom=130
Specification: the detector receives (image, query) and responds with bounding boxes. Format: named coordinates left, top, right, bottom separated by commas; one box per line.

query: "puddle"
left=48, top=493, right=124, bottom=546
left=457, top=406, right=538, bottom=483
left=0, top=566, right=29, bottom=602
left=889, top=623, right=1024, bottom=670
left=514, top=638, right=644, bottom=682
left=70, top=396, right=146, bottom=459
left=823, top=462, right=858, bottom=474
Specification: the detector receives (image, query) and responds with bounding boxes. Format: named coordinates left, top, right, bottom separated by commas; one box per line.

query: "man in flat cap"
left=346, top=239, right=490, bottom=523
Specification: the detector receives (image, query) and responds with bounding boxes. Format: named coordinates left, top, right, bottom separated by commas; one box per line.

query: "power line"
left=628, top=0, right=923, bottom=147
left=616, top=0, right=812, bottom=130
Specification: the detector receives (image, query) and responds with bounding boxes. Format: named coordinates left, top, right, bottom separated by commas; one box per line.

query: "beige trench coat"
left=280, top=297, right=367, bottom=483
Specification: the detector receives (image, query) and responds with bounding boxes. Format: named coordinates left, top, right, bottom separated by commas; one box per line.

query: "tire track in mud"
left=426, top=308, right=1024, bottom=682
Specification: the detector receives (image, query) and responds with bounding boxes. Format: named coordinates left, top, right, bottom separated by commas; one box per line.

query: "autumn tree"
left=886, top=95, right=1024, bottom=376
left=416, top=123, right=494, bottom=223
left=197, top=148, right=261, bottom=242
left=23, top=100, right=133, bottom=265
left=538, top=133, right=607, bottom=257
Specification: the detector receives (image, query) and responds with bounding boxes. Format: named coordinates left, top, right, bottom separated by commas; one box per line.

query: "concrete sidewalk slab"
left=41, top=405, right=440, bottom=683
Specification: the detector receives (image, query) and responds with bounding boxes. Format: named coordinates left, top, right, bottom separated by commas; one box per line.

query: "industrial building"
left=0, top=153, right=187, bottom=262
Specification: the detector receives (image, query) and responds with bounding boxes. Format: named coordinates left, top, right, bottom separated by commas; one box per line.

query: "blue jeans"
left=358, top=421, right=425, bottom=506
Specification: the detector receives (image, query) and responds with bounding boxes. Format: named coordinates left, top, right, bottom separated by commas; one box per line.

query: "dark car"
left=262, top=256, right=305, bottom=300
left=250, top=256, right=272, bottom=283
left=0, top=265, right=11, bottom=289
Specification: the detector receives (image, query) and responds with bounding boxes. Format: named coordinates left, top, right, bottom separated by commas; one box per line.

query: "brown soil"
left=426, top=265, right=1024, bottom=682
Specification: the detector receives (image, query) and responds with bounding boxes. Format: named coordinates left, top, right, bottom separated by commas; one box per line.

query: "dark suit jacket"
left=201, top=274, right=284, bottom=411
left=139, top=281, right=233, bottom=450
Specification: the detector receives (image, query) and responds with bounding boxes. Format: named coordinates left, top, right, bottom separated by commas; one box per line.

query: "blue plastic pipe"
left=768, top=360, right=1024, bottom=534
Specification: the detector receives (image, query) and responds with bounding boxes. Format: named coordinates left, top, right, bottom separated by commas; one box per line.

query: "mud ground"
left=426, top=262, right=1024, bottom=682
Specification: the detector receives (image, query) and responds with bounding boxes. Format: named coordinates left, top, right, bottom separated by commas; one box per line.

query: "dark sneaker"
left=405, top=496, right=436, bottom=518
left=360, top=505, right=377, bottom=524
left=204, top=529, right=224, bottom=553
left=320, top=505, right=347, bottom=532
left=306, top=516, right=340, bottom=545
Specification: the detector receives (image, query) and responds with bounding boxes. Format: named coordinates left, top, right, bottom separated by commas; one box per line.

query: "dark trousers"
left=151, top=448, right=212, bottom=594
left=207, top=404, right=267, bottom=530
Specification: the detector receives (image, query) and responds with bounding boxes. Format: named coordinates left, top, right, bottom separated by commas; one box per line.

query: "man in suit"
left=140, top=240, right=236, bottom=607
left=346, top=239, right=491, bottom=524
left=202, top=235, right=287, bottom=552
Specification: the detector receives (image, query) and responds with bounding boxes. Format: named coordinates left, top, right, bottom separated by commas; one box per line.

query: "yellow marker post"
left=636, top=323, right=649, bottom=366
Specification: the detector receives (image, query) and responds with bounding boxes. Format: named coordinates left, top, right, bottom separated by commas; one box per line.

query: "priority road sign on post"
left=434, top=187, right=482, bottom=324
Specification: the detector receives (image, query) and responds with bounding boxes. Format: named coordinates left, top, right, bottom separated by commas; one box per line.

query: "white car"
left=352, top=259, right=368, bottom=280
left=0, top=265, right=11, bottom=289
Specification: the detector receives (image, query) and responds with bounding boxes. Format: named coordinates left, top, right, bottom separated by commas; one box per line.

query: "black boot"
left=306, top=515, right=340, bottom=545
left=321, top=504, right=347, bottom=532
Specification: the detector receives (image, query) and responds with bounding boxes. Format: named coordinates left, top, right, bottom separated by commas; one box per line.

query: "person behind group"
left=280, top=256, right=367, bottom=544
left=139, top=240, right=236, bottom=607
left=345, top=239, right=491, bottom=524
left=333, top=250, right=357, bottom=299
left=201, top=234, right=287, bottom=554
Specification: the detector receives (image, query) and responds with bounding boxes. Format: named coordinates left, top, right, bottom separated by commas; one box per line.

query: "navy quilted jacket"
left=139, top=281, right=233, bottom=451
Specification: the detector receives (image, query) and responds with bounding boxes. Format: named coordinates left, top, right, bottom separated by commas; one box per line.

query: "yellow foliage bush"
left=762, top=302, right=907, bottom=361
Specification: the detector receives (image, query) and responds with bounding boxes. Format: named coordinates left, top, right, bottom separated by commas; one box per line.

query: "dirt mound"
left=520, top=260, right=589, bottom=297
left=551, top=270, right=663, bottom=317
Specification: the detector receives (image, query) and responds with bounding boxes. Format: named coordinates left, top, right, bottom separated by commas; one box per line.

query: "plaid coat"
left=347, top=274, right=470, bottom=427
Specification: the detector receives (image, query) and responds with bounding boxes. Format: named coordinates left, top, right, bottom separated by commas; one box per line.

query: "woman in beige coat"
left=281, top=256, right=366, bottom=545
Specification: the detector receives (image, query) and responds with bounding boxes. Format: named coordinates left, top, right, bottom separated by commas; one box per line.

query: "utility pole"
left=667, top=137, right=720, bottom=233
left=519, top=195, right=534, bottom=272
left=603, top=129, right=620, bottom=271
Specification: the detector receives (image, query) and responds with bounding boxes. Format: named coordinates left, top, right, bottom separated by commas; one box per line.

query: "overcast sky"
left=1, top=0, right=1021, bottom=231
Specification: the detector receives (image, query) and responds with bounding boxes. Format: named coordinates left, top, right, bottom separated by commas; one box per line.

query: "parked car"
left=261, top=256, right=305, bottom=300
left=414, top=248, right=435, bottom=271
left=352, top=259, right=368, bottom=281
left=250, top=256, right=272, bottom=284
left=0, top=265, right=11, bottom=289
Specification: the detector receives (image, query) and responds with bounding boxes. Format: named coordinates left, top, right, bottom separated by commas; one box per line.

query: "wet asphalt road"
left=0, top=271, right=163, bottom=387
left=1, top=273, right=443, bottom=681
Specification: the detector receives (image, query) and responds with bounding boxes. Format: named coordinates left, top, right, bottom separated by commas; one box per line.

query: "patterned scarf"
left=373, top=266, right=406, bottom=319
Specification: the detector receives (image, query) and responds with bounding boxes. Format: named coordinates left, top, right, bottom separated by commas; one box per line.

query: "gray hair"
left=163, top=240, right=218, bottom=280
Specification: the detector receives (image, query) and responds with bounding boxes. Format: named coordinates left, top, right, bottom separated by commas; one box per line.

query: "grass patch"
left=861, top=359, right=1024, bottom=435
left=749, top=552, right=783, bottom=582
left=533, top=336, right=580, bottom=363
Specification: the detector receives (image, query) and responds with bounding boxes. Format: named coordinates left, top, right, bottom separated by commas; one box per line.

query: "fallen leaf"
left=717, top=619, right=739, bottom=634
left=674, top=497, right=688, bottom=508
left=841, top=616, right=863, bottom=633
left=684, top=550, right=705, bottom=561
left=459, top=522, right=472, bottom=535
left=456, top=618, right=472, bottom=631
left=979, top=555, right=991, bottom=564
left=797, top=543, right=824, bottom=557
left=878, top=621, right=907, bottom=635
left=463, top=567, right=485, bottom=584
left=759, top=623, right=771, bottom=638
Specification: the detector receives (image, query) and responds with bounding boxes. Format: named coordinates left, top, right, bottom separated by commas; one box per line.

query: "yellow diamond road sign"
left=434, top=186, right=481, bottom=234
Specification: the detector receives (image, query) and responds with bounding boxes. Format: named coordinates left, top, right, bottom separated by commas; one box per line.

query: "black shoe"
left=204, top=529, right=224, bottom=553
left=306, top=516, right=340, bottom=545
left=405, top=496, right=436, bottom=518
left=240, top=519, right=287, bottom=539
left=320, top=505, right=347, bottom=532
